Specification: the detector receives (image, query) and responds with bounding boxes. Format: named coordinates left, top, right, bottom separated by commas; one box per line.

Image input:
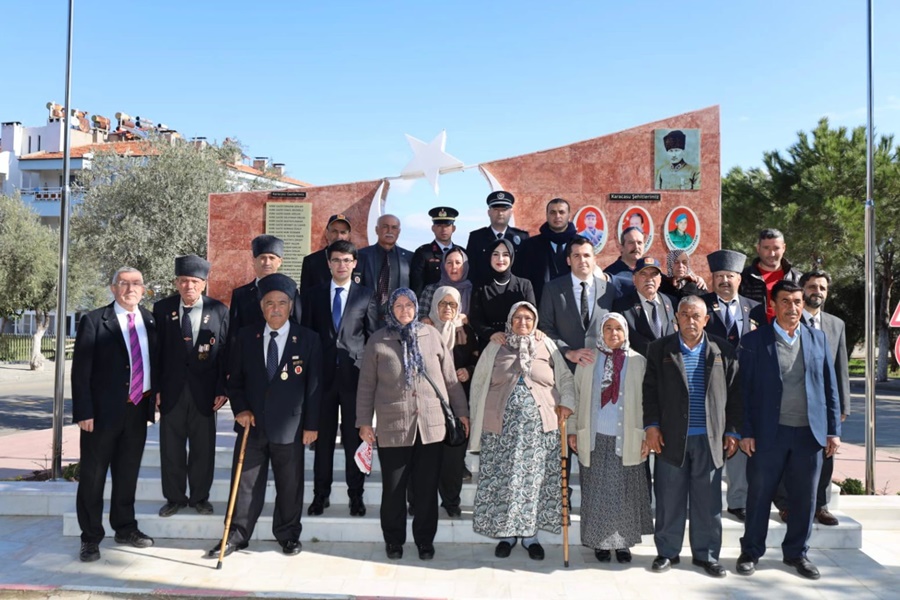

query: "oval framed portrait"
left=616, top=206, right=654, bottom=252
left=663, top=206, right=700, bottom=253
left=573, top=205, right=607, bottom=254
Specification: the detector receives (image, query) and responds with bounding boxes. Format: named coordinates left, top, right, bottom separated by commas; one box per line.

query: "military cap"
left=251, top=234, right=284, bottom=258
left=486, top=190, right=515, bottom=208
left=663, top=130, right=687, bottom=151
left=174, top=254, right=210, bottom=279
left=707, top=249, right=747, bottom=274
left=428, top=206, right=459, bottom=225
left=257, top=273, right=297, bottom=300
left=327, top=214, right=351, bottom=230
left=675, top=213, right=688, bottom=223
left=634, top=257, right=663, bottom=274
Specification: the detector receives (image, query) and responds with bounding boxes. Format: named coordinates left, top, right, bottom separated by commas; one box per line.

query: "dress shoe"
left=417, top=543, right=435, bottom=560
left=727, top=507, right=746, bottom=522
left=308, top=494, right=330, bottom=516
left=158, top=501, right=186, bottom=517
left=462, top=466, right=473, bottom=482
left=79, top=542, right=100, bottom=562
left=385, top=543, right=403, bottom=560
left=193, top=500, right=214, bottom=515
left=815, top=508, right=839, bottom=526
left=525, top=542, right=545, bottom=561
left=349, top=496, right=366, bottom=517
left=651, top=555, right=680, bottom=572
left=445, top=506, right=462, bottom=518
left=783, top=556, right=820, bottom=580
left=778, top=509, right=789, bottom=523
left=281, top=540, right=302, bottom=555
left=206, top=539, right=248, bottom=558
left=114, top=529, right=154, bottom=548
left=615, top=548, right=632, bottom=563
left=736, top=552, right=757, bottom=575
left=692, top=558, right=727, bottom=578
left=594, top=549, right=611, bottom=562
left=494, top=540, right=515, bottom=558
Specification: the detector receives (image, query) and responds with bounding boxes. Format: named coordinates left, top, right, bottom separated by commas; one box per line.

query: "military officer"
left=655, top=130, right=701, bottom=191
left=465, top=191, right=529, bottom=285
left=410, top=206, right=461, bottom=296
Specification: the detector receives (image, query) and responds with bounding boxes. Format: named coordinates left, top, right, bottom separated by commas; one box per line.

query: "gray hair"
left=677, top=294, right=707, bottom=313
left=111, top=266, right=142, bottom=285
left=758, top=228, right=784, bottom=242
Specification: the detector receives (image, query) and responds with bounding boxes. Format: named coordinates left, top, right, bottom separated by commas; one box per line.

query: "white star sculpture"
left=400, top=131, right=465, bottom=195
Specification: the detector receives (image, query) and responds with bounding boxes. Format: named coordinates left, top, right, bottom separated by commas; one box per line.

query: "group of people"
left=71, top=191, right=847, bottom=582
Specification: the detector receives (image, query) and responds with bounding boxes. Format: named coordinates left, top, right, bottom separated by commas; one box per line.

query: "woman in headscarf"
left=428, top=285, right=480, bottom=517
left=568, top=312, right=653, bottom=564
left=659, top=249, right=707, bottom=299
left=357, top=288, right=469, bottom=561
left=468, top=302, right=574, bottom=561
left=469, top=238, right=536, bottom=350
left=418, top=247, right=474, bottom=323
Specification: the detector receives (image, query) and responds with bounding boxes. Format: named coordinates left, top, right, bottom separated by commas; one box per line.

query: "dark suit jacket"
left=72, top=303, right=158, bottom=429
left=643, top=333, right=742, bottom=468
left=153, top=294, right=228, bottom=417
left=538, top=274, right=617, bottom=371
left=228, top=279, right=302, bottom=344
left=612, top=290, right=677, bottom=357
left=465, top=226, right=529, bottom=285
left=299, top=249, right=331, bottom=296
left=409, top=241, right=460, bottom=296
left=802, top=311, right=851, bottom=416
left=513, top=233, right=573, bottom=302
left=357, top=244, right=413, bottom=296
left=702, top=293, right=760, bottom=348
left=228, top=322, right=322, bottom=445
left=738, top=324, right=841, bottom=448
left=301, top=281, right=379, bottom=392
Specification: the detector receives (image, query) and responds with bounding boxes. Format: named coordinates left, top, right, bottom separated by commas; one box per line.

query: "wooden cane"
left=217, top=424, right=250, bottom=569
left=560, top=419, right=570, bottom=568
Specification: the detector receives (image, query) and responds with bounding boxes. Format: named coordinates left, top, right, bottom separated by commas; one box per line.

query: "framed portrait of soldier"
left=654, top=129, right=701, bottom=190
left=663, top=206, right=700, bottom=254
left=574, top=205, right=607, bottom=254
left=617, top=206, right=654, bottom=252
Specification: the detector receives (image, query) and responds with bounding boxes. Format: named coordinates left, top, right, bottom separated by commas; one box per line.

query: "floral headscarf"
left=504, top=301, right=538, bottom=377
left=386, top=288, right=424, bottom=389
left=596, top=312, right=629, bottom=408
left=666, top=249, right=692, bottom=282
left=428, top=286, right=463, bottom=351
left=438, top=247, right=473, bottom=314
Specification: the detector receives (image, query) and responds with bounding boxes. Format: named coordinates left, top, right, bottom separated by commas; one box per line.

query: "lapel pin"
left=209, top=337, right=215, bottom=345
left=280, top=371, right=289, bottom=380
left=295, top=365, right=302, bottom=375
left=292, top=335, right=298, bottom=343
left=203, top=314, right=210, bottom=324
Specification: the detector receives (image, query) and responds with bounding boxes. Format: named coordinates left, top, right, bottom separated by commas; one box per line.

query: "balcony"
left=19, top=187, right=84, bottom=217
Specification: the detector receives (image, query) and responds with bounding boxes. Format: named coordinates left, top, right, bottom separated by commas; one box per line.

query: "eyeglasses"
left=329, top=258, right=355, bottom=265
left=438, top=301, right=458, bottom=310
left=115, top=281, right=144, bottom=289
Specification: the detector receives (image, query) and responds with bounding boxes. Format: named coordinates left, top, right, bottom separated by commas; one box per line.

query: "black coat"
left=465, top=226, right=529, bottom=285
left=612, top=290, right=677, bottom=357
left=738, top=257, right=802, bottom=315
left=299, top=249, right=331, bottom=296
left=702, top=292, right=760, bottom=349
left=513, top=231, right=574, bottom=302
left=228, top=279, right=302, bottom=345
left=468, top=273, right=535, bottom=347
left=153, top=294, right=229, bottom=417
left=72, top=303, right=158, bottom=429
left=409, top=241, right=460, bottom=296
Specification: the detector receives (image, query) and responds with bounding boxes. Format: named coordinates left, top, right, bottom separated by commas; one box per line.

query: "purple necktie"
left=128, top=313, right=144, bottom=404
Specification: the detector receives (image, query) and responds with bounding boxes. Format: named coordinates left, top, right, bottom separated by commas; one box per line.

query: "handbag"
left=421, top=370, right=467, bottom=447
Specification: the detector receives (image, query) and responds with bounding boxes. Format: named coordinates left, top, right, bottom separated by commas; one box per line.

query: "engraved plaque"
left=265, top=202, right=311, bottom=280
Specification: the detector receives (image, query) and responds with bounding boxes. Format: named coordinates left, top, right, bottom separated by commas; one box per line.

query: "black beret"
left=174, top=254, right=210, bottom=279
left=707, top=250, right=747, bottom=274
left=251, top=234, right=284, bottom=258
left=486, top=190, right=514, bottom=208
left=663, top=130, right=687, bottom=151
left=428, top=206, right=459, bottom=224
left=257, top=273, right=297, bottom=300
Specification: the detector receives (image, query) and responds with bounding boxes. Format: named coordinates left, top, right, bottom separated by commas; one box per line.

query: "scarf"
left=538, top=221, right=578, bottom=245
left=487, top=238, right=515, bottom=284
left=428, top=285, right=463, bottom=350
left=386, top=288, right=424, bottom=389
left=597, top=312, right=629, bottom=408
left=666, top=249, right=692, bottom=288
left=437, top=247, right=473, bottom=314
left=504, top=301, right=539, bottom=378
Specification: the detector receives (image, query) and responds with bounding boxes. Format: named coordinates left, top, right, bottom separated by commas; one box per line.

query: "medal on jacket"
left=170, top=311, right=178, bottom=321
left=280, top=364, right=289, bottom=380
left=203, top=314, right=210, bottom=324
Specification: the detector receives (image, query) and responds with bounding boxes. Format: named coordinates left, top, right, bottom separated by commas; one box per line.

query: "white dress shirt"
left=263, top=321, right=291, bottom=366
left=114, top=302, right=151, bottom=392
left=717, top=295, right=742, bottom=329
left=179, top=296, right=203, bottom=345
left=571, top=273, right=595, bottom=321
left=330, top=280, right=352, bottom=320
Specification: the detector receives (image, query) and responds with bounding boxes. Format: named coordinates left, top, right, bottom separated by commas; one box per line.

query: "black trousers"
left=378, top=437, right=443, bottom=546
left=313, top=383, right=365, bottom=498
left=438, top=441, right=466, bottom=509
left=227, top=425, right=305, bottom=545
left=159, top=386, right=216, bottom=505
left=76, top=399, right=148, bottom=543
left=773, top=451, right=834, bottom=512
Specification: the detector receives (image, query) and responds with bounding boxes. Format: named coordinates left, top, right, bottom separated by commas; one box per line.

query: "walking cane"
left=560, top=419, right=570, bottom=568
left=217, top=425, right=250, bottom=569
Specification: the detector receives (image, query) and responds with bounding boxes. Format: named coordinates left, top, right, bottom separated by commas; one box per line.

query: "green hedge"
left=0, top=334, right=75, bottom=362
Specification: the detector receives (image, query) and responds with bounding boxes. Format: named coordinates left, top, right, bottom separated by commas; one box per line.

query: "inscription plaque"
left=265, top=202, right=311, bottom=281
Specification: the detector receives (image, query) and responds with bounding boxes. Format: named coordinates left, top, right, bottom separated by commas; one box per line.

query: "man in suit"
left=73, top=267, right=158, bottom=562
left=302, top=240, right=379, bottom=517
left=153, top=255, right=229, bottom=518
left=299, top=214, right=353, bottom=295
left=208, top=273, right=322, bottom=558
left=514, top=198, right=578, bottom=302
left=409, top=206, right=461, bottom=296
left=702, top=249, right=760, bottom=523
left=358, top=214, right=413, bottom=321
left=736, top=280, right=841, bottom=580
left=538, top=235, right=617, bottom=371
left=605, top=226, right=646, bottom=276
left=229, top=234, right=301, bottom=344
left=465, top=190, right=529, bottom=284
left=739, top=228, right=802, bottom=323
left=643, top=295, right=741, bottom=578
left=612, top=257, right=676, bottom=357
left=773, top=270, right=851, bottom=527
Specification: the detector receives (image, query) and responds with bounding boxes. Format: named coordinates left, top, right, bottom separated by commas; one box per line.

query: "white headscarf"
left=428, top=286, right=464, bottom=350
left=504, top=301, right=539, bottom=377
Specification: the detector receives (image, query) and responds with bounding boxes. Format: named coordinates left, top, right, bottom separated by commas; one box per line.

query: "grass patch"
left=848, top=358, right=900, bottom=378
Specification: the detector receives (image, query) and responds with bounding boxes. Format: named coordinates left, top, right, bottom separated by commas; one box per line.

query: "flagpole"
left=863, top=0, right=877, bottom=495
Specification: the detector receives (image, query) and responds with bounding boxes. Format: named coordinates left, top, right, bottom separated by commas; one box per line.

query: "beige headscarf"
left=504, top=301, right=539, bottom=378
left=428, top=286, right=464, bottom=350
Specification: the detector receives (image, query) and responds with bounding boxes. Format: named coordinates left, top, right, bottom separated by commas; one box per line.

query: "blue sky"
left=3, top=1, right=899, bottom=249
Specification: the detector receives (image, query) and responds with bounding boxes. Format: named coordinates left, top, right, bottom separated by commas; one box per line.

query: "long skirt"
left=579, top=433, right=653, bottom=549
left=473, top=380, right=562, bottom=538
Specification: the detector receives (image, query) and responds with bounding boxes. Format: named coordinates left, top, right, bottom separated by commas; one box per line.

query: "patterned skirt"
left=578, top=433, right=653, bottom=549
left=473, top=380, right=562, bottom=538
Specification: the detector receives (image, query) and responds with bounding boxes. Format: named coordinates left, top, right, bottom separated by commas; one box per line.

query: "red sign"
left=891, top=302, right=900, bottom=327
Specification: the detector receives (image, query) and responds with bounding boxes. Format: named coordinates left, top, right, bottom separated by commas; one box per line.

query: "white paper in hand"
left=355, top=441, right=373, bottom=475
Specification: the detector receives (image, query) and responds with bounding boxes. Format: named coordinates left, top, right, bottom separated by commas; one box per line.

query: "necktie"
left=377, top=250, right=390, bottom=306
left=580, top=281, right=590, bottom=329
left=332, top=287, right=344, bottom=331
left=496, top=232, right=503, bottom=240
left=649, top=300, right=662, bottom=338
left=181, top=306, right=194, bottom=351
left=810, top=315, right=818, bottom=329
left=127, top=313, right=144, bottom=404
left=722, top=300, right=735, bottom=334
left=267, top=331, right=279, bottom=381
